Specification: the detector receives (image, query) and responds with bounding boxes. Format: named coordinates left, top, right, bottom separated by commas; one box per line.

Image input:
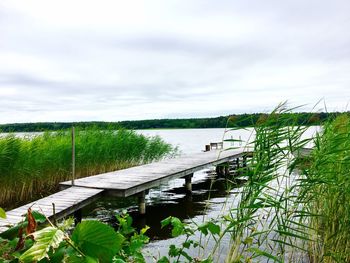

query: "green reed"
left=220, top=104, right=349, bottom=262
left=297, top=114, right=350, bottom=262
left=0, top=128, right=174, bottom=209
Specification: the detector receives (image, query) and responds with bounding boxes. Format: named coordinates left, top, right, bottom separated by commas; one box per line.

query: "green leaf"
left=207, top=222, right=220, bottom=235
left=0, top=207, right=6, bottom=219
left=160, top=217, right=172, bottom=228
left=31, top=210, right=47, bottom=223
left=198, top=223, right=209, bottom=236
left=157, top=256, right=170, bottom=263
left=47, top=246, right=66, bottom=263
left=168, top=244, right=181, bottom=257
left=180, top=250, right=192, bottom=261
left=19, top=227, right=65, bottom=262
left=170, top=217, right=184, bottom=237
left=161, top=216, right=184, bottom=237
left=72, top=220, right=125, bottom=263
left=199, top=222, right=220, bottom=236
left=182, top=240, right=191, bottom=249
left=65, top=254, right=99, bottom=263
left=140, top=225, right=150, bottom=235
left=129, top=235, right=148, bottom=253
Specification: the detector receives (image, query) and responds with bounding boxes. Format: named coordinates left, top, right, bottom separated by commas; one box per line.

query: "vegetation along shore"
left=0, top=128, right=174, bottom=210
left=0, top=111, right=341, bottom=132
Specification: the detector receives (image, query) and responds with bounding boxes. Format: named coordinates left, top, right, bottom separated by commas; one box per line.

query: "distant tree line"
left=0, top=112, right=343, bottom=132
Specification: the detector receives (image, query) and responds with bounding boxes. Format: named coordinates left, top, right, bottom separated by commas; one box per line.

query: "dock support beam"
left=225, top=165, right=230, bottom=175
left=243, top=155, right=247, bottom=168
left=216, top=163, right=230, bottom=177
left=138, top=191, right=146, bottom=215
left=236, top=158, right=240, bottom=169
left=74, top=209, right=82, bottom=226
left=185, top=174, right=193, bottom=193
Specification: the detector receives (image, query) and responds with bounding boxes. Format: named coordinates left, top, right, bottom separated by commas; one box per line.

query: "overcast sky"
left=0, top=0, right=350, bottom=124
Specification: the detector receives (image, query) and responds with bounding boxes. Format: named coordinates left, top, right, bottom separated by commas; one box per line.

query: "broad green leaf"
left=199, top=222, right=220, bottom=236
left=161, top=216, right=184, bottom=237
left=47, top=245, right=67, bottom=263
left=0, top=207, right=6, bottom=219
left=170, top=217, right=184, bottom=237
left=65, top=254, right=99, bottom=263
left=182, top=240, right=191, bottom=249
left=207, top=222, right=220, bottom=235
left=31, top=210, right=47, bottom=223
left=168, top=244, right=181, bottom=257
left=129, top=235, right=148, bottom=253
left=19, top=227, right=65, bottom=262
left=198, top=223, right=209, bottom=236
left=72, top=220, right=124, bottom=263
left=160, top=217, right=172, bottom=228
left=157, top=256, right=170, bottom=263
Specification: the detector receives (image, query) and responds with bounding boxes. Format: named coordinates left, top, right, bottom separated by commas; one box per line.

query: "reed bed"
left=220, top=105, right=350, bottom=262
left=0, top=128, right=174, bottom=209
left=299, top=114, right=350, bottom=262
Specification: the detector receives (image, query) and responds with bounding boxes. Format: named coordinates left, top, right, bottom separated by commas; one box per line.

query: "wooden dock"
left=0, top=187, right=103, bottom=234
left=0, top=148, right=249, bottom=234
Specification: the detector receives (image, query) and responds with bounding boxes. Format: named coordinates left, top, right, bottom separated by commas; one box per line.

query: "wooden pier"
left=0, top=148, right=250, bottom=234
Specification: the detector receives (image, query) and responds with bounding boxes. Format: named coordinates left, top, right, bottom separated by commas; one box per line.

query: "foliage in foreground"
left=1, top=207, right=223, bottom=262
left=0, top=128, right=174, bottom=209
left=0, top=210, right=150, bottom=262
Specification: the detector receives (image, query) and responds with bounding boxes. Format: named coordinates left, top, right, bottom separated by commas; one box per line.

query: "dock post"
left=138, top=191, right=146, bottom=215
left=216, top=163, right=230, bottom=176
left=71, top=126, right=75, bottom=186
left=74, top=209, right=82, bottom=225
left=224, top=164, right=230, bottom=176
left=236, top=158, right=240, bottom=169
left=216, top=165, right=224, bottom=176
left=185, top=174, right=193, bottom=193
left=243, top=155, right=247, bottom=168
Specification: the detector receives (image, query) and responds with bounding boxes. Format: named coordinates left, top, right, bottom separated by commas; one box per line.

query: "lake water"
left=2, top=127, right=319, bottom=260
left=77, top=127, right=319, bottom=261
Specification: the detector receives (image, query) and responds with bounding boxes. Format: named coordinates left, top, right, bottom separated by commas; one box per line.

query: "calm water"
left=79, top=127, right=319, bottom=261
left=2, top=127, right=319, bottom=260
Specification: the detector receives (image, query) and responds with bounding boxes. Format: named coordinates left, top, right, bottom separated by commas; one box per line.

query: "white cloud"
left=0, top=0, right=350, bottom=123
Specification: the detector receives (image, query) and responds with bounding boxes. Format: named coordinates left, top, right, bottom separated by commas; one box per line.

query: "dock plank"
left=0, top=187, right=103, bottom=234
left=60, top=149, right=245, bottom=196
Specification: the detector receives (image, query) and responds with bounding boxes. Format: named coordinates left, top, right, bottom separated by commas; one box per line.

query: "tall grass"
left=220, top=104, right=350, bottom=262
left=298, top=114, right=350, bottom=262
left=0, top=128, right=174, bottom=209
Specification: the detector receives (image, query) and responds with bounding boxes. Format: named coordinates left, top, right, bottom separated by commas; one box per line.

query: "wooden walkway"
left=0, top=148, right=248, bottom=234
left=0, top=187, right=103, bottom=234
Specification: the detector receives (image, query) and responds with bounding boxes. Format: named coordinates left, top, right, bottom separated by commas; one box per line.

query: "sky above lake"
left=1, top=0, right=350, bottom=124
